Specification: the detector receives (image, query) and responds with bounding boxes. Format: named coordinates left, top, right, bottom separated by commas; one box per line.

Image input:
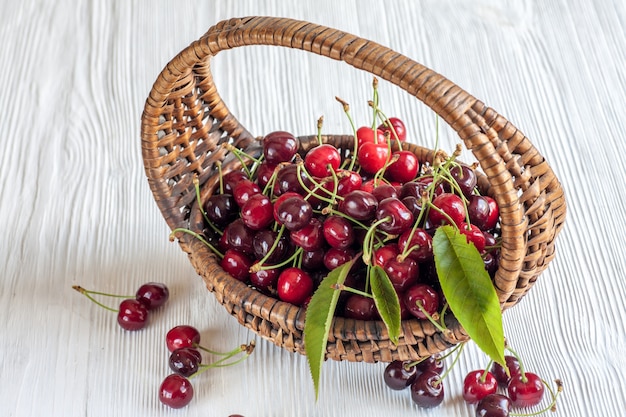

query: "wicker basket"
left=140, top=17, right=566, bottom=363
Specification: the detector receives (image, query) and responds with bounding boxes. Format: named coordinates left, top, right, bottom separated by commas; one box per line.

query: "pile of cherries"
left=384, top=349, right=561, bottom=415
left=159, top=324, right=254, bottom=409
left=194, top=115, right=501, bottom=324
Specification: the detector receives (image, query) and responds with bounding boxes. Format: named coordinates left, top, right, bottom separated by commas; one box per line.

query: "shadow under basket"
left=140, top=17, right=566, bottom=363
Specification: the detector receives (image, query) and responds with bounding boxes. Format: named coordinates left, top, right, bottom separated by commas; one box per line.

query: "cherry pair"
left=73, top=282, right=169, bottom=330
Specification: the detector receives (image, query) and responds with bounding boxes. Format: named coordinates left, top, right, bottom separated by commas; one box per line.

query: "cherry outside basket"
left=140, top=17, right=566, bottom=363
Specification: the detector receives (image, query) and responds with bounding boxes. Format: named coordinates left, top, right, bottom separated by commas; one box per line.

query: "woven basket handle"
left=142, top=16, right=566, bottom=306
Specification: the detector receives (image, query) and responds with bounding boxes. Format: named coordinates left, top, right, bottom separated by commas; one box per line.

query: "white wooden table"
left=1, top=1, right=625, bottom=416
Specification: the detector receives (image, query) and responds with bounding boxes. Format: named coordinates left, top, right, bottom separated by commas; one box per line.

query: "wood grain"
left=0, top=0, right=624, bottom=416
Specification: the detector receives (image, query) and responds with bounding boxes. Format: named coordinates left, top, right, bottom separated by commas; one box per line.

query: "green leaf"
left=369, top=265, right=401, bottom=345
left=433, top=225, right=506, bottom=366
left=304, top=258, right=356, bottom=400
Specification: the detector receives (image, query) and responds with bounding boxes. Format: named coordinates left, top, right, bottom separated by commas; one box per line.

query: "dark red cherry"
left=484, top=196, right=499, bottom=230
left=384, top=360, right=418, bottom=390
left=220, top=249, right=253, bottom=282
left=450, top=164, right=477, bottom=197
left=255, top=162, right=277, bottom=188
left=343, top=294, right=378, bottom=320
left=373, top=244, right=399, bottom=267
left=275, top=196, right=313, bottom=231
left=468, top=195, right=492, bottom=231
left=249, top=268, right=279, bottom=290
left=222, top=170, right=249, bottom=195
left=475, top=394, right=512, bottom=417
left=169, top=347, right=202, bottom=377
left=372, top=183, right=399, bottom=202
left=241, top=193, right=274, bottom=231
left=378, top=117, right=407, bottom=142
left=491, top=355, right=521, bottom=387
left=463, top=370, right=498, bottom=404
left=384, top=257, right=420, bottom=292
left=428, top=193, right=466, bottom=227
left=322, top=215, right=355, bottom=249
left=415, top=354, right=445, bottom=375
left=225, top=218, right=255, bottom=255
left=166, top=325, right=201, bottom=352
left=135, top=282, right=169, bottom=310
left=263, top=131, right=298, bottom=164
left=117, top=299, right=149, bottom=331
left=304, top=144, right=341, bottom=177
left=274, top=164, right=310, bottom=196
left=301, top=248, right=326, bottom=271
left=252, top=229, right=289, bottom=263
left=410, top=370, right=444, bottom=408
left=404, top=284, right=440, bottom=320
left=507, top=372, right=545, bottom=408
left=323, top=247, right=356, bottom=270
left=338, top=190, right=378, bottom=221
left=397, top=228, right=433, bottom=262
left=203, top=193, right=237, bottom=226
left=290, top=217, right=324, bottom=251
left=375, top=197, right=414, bottom=235
left=276, top=267, right=314, bottom=305
left=233, top=179, right=262, bottom=207
left=159, top=374, right=194, bottom=409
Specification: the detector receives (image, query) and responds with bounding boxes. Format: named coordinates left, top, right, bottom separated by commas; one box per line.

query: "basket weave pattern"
left=141, top=17, right=566, bottom=362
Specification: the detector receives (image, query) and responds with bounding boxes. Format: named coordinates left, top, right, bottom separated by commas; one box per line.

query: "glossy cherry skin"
left=222, top=170, right=249, bottom=195
left=169, top=347, right=202, bottom=377
left=135, top=282, right=169, bottom=310
left=356, top=126, right=386, bottom=148
left=378, top=117, right=407, bottom=142
left=460, top=222, right=487, bottom=252
left=225, top=219, right=255, bottom=255
left=343, top=294, right=378, bottom=320
left=275, top=196, right=313, bottom=231
left=252, top=229, right=289, bottom=263
left=334, top=169, right=362, bottom=196
left=415, top=354, right=445, bottom=375
left=404, top=284, right=440, bottom=320
left=410, top=370, right=444, bottom=408
left=428, top=193, right=466, bottom=227
left=249, top=268, right=279, bottom=290
left=277, top=267, right=314, bottom=306
left=491, top=355, right=521, bottom=387
left=263, top=131, right=298, bottom=164
left=323, top=247, right=355, bottom=270
left=304, top=143, right=341, bottom=177
left=371, top=183, right=399, bottom=202
left=397, top=228, right=433, bottom=262
left=233, top=179, right=262, bottom=207
left=159, top=374, right=194, bottom=409
left=373, top=244, right=399, bottom=267
left=241, top=193, right=274, bottom=231
left=468, top=195, right=492, bottom=231
left=323, top=215, right=354, bottom=249
left=339, top=190, right=378, bottom=221
left=384, top=257, right=420, bottom=292
left=290, top=217, right=324, bottom=251
left=166, top=325, right=201, bottom=352
left=484, top=196, right=500, bottom=230
left=301, top=248, right=326, bottom=271
left=273, top=164, right=310, bottom=196
left=204, top=193, right=237, bottom=226
left=507, top=372, right=545, bottom=408
left=450, top=164, right=477, bottom=197
left=376, top=197, right=414, bottom=235
left=255, top=162, right=277, bottom=188
left=117, top=299, right=149, bottom=331
left=386, top=150, right=419, bottom=183
left=384, top=360, right=418, bottom=390
left=463, top=370, right=498, bottom=404
left=221, top=249, right=253, bottom=282
left=475, top=394, right=512, bottom=417
left=358, top=142, right=390, bottom=174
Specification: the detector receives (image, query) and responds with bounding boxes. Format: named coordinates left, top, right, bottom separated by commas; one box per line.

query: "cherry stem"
left=221, top=143, right=259, bottom=178
left=333, top=284, right=373, bottom=299
left=505, top=346, right=528, bottom=382
left=510, top=379, right=563, bottom=417
left=72, top=286, right=120, bottom=313
left=370, top=77, right=379, bottom=130
left=415, top=301, right=446, bottom=333
left=169, top=228, right=224, bottom=259
left=433, top=341, right=466, bottom=386
left=191, top=341, right=255, bottom=379
left=335, top=96, right=358, bottom=172
left=316, top=115, right=324, bottom=146
left=253, top=224, right=286, bottom=270
left=361, top=217, right=391, bottom=266
left=251, top=247, right=303, bottom=273
left=480, top=362, right=493, bottom=383
left=217, top=162, right=224, bottom=195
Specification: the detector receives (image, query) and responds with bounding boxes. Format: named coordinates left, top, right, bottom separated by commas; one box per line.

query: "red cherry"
left=166, top=325, right=201, bottom=352
left=343, top=294, right=379, bottom=320
left=357, top=142, right=390, bottom=174
left=397, top=228, right=433, bottom=262
left=323, top=215, right=355, bottom=249
left=334, top=169, right=362, bottom=196
left=459, top=222, right=487, bottom=252
left=375, top=197, right=414, bottom=235
left=240, top=193, right=273, bottom=231
left=491, top=355, right=521, bottom=387
left=373, top=244, right=399, bottom=267
left=277, top=267, right=314, bottom=305
left=290, top=217, right=324, bottom=251
left=135, top=282, right=169, bottom=310
left=378, top=117, right=407, bottom=141
left=117, top=299, right=149, bottom=331
left=428, top=193, right=466, bottom=226
left=159, top=374, right=194, bottom=409
left=263, top=131, right=298, bottom=164
left=404, top=284, right=440, bottom=320
left=484, top=196, right=499, bottom=230
left=507, top=372, right=545, bottom=408
left=233, top=179, right=262, bottom=207
left=386, top=151, right=419, bottom=183
left=304, top=144, right=341, bottom=177
left=220, top=249, right=253, bottom=282
left=384, top=257, right=420, bottom=292
left=356, top=126, right=386, bottom=148
left=462, top=370, right=498, bottom=404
